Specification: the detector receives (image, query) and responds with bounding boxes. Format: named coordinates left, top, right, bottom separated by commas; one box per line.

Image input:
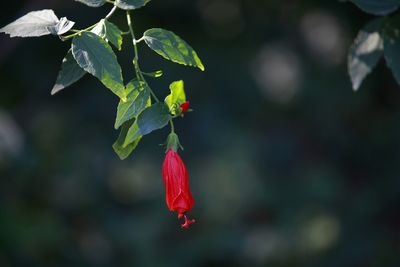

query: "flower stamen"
left=181, top=214, right=195, bottom=229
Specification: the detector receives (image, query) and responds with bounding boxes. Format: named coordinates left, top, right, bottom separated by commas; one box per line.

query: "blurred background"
left=1, top=0, right=400, bottom=266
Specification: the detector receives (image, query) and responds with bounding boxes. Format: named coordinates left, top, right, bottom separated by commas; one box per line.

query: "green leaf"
left=48, top=17, right=75, bottom=35
left=92, top=19, right=123, bottom=50
left=142, top=70, right=163, bottom=78
left=113, top=121, right=142, bottom=160
left=165, top=80, right=186, bottom=115
left=52, top=50, right=86, bottom=95
left=74, top=0, right=107, bottom=7
left=144, top=28, right=205, bottom=71
left=72, top=32, right=126, bottom=100
left=348, top=19, right=384, bottom=91
left=123, top=103, right=171, bottom=146
left=116, top=0, right=151, bottom=10
left=0, top=9, right=61, bottom=37
left=137, top=103, right=171, bottom=136
left=383, top=18, right=400, bottom=85
left=123, top=121, right=141, bottom=147
left=350, top=0, right=400, bottom=16
left=115, top=80, right=150, bottom=129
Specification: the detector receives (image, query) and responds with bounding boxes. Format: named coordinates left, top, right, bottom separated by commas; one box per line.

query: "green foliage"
left=75, top=0, right=107, bottom=7
left=142, top=70, right=163, bottom=78
left=350, top=0, right=400, bottom=16
left=136, top=103, right=171, bottom=137
left=92, top=19, right=123, bottom=50
left=116, top=0, right=151, bottom=10
left=123, top=120, right=142, bottom=147
left=122, top=103, right=171, bottom=146
left=115, top=80, right=150, bottom=129
left=165, top=80, right=186, bottom=115
left=52, top=50, right=86, bottom=95
left=113, top=120, right=142, bottom=160
left=0, top=10, right=74, bottom=37
left=49, top=17, right=76, bottom=35
left=72, top=32, right=126, bottom=100
left=144, top=28, right=205, bottom=71
left=348, top=19, right=384, bottom=91
left=383, top=18, right=400, bottom=84
left=348, top=2, right=400, bottom=91
left=0, top=1, right=204, bottom=160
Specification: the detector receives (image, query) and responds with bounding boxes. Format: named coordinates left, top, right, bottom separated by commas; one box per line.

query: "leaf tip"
left=350, top=76, right=362, bottom=92
left=112, top=144, right=128, bottom=160
left=196, top=58, right=205, bottom=71
left=51, top=86, right=61, bottom=95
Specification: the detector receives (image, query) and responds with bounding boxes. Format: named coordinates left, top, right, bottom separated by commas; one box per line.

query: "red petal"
left=180, top=101, right=190, bottom=113
left=161, top=149, right=196, bottom=226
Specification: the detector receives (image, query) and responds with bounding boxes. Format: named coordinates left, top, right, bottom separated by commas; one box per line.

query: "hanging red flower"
left=180, top=101, right=190, bottom=114
left=162, top=140, right=195, bottom=228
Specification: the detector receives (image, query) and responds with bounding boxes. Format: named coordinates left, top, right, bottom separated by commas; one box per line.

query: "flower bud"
left=162, top=149, right=195, bottom=228
left=180, top=101, right=190, bottom=114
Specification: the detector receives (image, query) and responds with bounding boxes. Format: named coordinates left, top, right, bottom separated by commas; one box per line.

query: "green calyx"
left=166, top=132, right=181, bottom=152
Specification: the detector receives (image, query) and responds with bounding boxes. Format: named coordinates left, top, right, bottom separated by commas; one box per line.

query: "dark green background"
left=0, top=0, right=399, bottom=266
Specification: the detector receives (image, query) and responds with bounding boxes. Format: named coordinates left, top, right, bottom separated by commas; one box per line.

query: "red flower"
left=162, top=148, right=195, bottom=228
left=180, top=101, right=190, bottom=114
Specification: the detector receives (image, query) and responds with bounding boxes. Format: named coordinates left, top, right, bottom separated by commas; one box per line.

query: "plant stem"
left=136, top=36, right=145, bottom=43
left=62, top=5, right=118, bottom=40
left=62, top=23, right=97, bottom=40
left=105, top=5, right=118, bottom=20
left=126, top=11, right=160, bottom=103
left=126, top=12, right=141, bottom=78
left=126, top=11, right=175, bottom=133
left=169, top=120, right=175, bottom=133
